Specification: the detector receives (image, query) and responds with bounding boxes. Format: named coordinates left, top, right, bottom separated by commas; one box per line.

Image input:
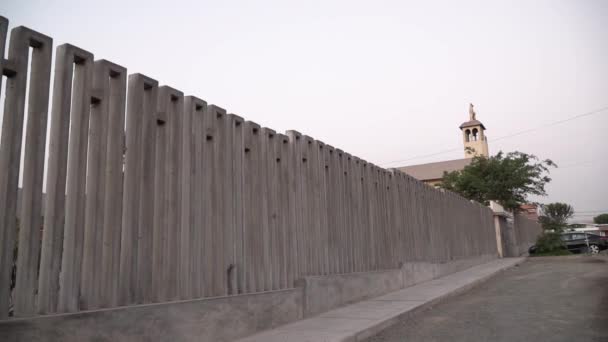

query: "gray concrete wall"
left=0, top=14, right=499, bottom=321
left=513, top=213, right=542, bottom=256
left=298, top=254, right=497, bottom=318
left=493, top=211, right=542, bottom=257
left=297, top=269, right=404, bottom=317
left=0, top=288, right=303, bottom=342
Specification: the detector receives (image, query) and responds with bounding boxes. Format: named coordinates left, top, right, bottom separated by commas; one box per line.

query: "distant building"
left=520, top=204, right=539, bottom=222
left=398, top=103, right=489, bottom=186
left=566, top=223, right=608, bottom=237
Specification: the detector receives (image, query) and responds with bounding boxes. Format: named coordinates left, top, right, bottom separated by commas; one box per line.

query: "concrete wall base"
left=0, top=288, right=303, bottom=342
left=402, top=254, right=497, bottom=287
left=296, top=269, right=404, bottom=317
left=0, top=255, right=497, bottom=341
left=298, top=254, right=497, bottom=317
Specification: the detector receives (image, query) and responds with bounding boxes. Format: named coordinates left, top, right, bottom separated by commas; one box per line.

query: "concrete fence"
left=513, top=213, right=542, bottom=256
left=491, top=200, right=542, bottom=258
left=0, top=15, right=503, bottom=322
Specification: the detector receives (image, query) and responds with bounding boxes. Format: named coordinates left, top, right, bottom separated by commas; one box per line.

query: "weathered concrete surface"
left=366, top=255, right=608, bottom=342
left=299, top=255, right=497, bottom=318
left=402, top=254, right=496, bottom=287
left=298, top=269, right=404, bottom=317
left=0, top=288, right=303, bottom=342
left=237, top=258, right=523, bottom=342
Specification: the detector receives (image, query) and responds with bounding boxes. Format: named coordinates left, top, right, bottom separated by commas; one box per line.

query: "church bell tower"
left=460, top=104, right=489, bottom=158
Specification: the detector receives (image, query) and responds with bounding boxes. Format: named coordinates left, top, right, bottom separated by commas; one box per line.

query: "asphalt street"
left=365, top=255, right=608, bottom=342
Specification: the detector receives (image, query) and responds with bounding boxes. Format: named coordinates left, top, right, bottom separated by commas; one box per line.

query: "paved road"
left=366, top=255, right=608, bottom=342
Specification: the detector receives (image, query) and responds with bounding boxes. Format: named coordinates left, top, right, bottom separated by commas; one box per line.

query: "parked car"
left=560, top=232, right=608, bottom=254
left=529, top=232, right=608, bottom=255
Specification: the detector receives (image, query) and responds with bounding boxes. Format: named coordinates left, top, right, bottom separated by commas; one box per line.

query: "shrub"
left=535, top=232, right=567, bottom=254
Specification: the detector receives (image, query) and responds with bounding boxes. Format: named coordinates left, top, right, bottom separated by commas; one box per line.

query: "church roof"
left=398, top=158, right=472, bottom=181
left=459, top=119, right=486, bottom=130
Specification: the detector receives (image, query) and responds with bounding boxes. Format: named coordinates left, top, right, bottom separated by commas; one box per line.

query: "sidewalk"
left=237, top=257, right=525, bottom=342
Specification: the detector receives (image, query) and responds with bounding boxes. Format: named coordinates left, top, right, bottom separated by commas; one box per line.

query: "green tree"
left=593, top=213, right=608, bottom=224
left=440, top=151, right=555, bottom=211
left=533, top=202, right=574, bottom=255
left=538, top=202, right=574, bottom=232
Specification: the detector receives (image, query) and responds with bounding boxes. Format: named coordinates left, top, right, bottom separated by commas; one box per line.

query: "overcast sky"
left=1, top=0, right=607, bottom=222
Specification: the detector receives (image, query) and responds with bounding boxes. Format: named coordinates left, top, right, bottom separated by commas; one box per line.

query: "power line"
left=382, top=105, right=608, bottom=166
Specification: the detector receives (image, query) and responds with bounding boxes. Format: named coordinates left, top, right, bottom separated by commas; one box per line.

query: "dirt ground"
left=365, top=255, right=608, bottom=342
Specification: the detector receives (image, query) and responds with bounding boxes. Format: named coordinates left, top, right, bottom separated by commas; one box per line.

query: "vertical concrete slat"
left=396, top=172, right=406, bottom=265
left=351, top=158, right=361, bottom=272
left=353, top=156, right=361, bottom=272
left=0, top=16, right=14, bottom=319
left=301, top=136, right=312, bottom=276
left=304, top=138, right=318, bottom=276
left=316, top=141, right=329, bottom=275
left=119, top=73, right=144, bottom=306
left=244, top=122, right=262, bottom=292
left=163, top=87, right=183, bottom=301
left=275, top=133, right=290, bottom=288
left=133, top=75, right=158, bottom=305
left=57, top=46, right=94, bottom=313
left=263, top=128, right=278, bottom=290
left=81, top=60, right=126, bottom=310
left=310, top=139, right=324, bottom=275
left=9, top=28, right=52, bottom=317
left=361, top=160, right=370, bottom=271
left=293, top=134, right=309, bottom=276
left=357, top=160, right=367, bottom=271
left=344, top=152, right=354, bottom=273
left=258, top=128, right=272, bottom=291
left=352, top=158, right=362, bottom=272
left=331, top=148, right=341, bottom=273
left=228, top=114, right=244, bottom=294
left=38, top=45, right=88, bottom=314
left=152, top=87, right=169, bottom=302
left=200, top=105, right=215, bottom=297
left=341, top=153, right=351, bottom=273
left=325, top=145, right=338, bottom=274
left=179, top=96, right=194, bottom=299
left=300, top=136, right=311, bottom=275
left=336, top=150, right=347, bottom=273
left=390, top=171, right=402, bottom=268
left=97, top=69, right=128, bottom=309
left=371, top=165, right=379, bottom=270
left=284, top=132, right=298, bottom=287
left=242, top=122, right=253, bottom=293
left=274, top=132, right=284, bottom=288
left=191, top=100, right=207, bottom=298
left=220, top=108, right=233, bottom=296
left=305, top=137, right=315, bottom=276
left=208, top=105, right=228, bottom=297
left=182, top=97, right=205, bottom=299
left=225, top=114, right=241, bottom=295
left=80, top=62, right=106, bottom=310
left=286, top=130, right=302, bottom=280
left=345, top=154, right=355, bottom=273
left=376, top=168, right=385, bottom=268
left=274, top=131, right=284, bottom=288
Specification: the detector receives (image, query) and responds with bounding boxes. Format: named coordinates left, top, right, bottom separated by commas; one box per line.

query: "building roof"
left=459, top=119, right=486, bottom=130
left=398, top=158, right=472, bottom=181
